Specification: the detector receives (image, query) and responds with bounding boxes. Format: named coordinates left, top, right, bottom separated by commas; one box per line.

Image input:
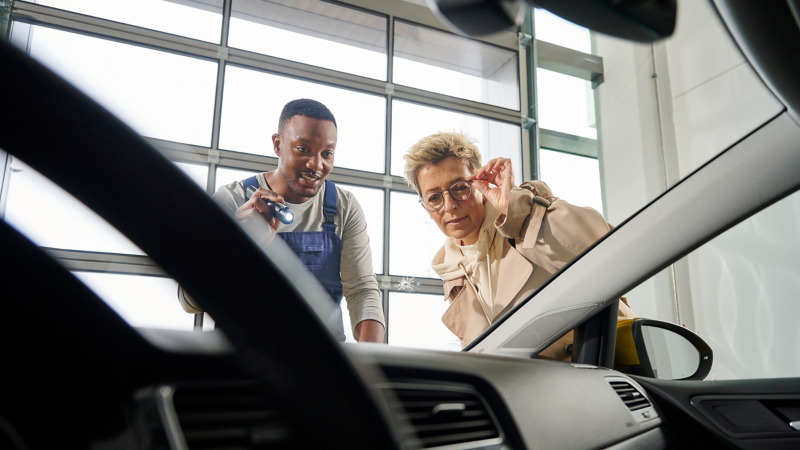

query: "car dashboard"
left=1, top=321, right=670, bottom=450
left=349, top=344, right=667, bottom=450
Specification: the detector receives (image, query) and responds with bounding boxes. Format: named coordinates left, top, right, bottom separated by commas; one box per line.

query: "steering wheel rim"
left=0, top=40, right=402, bottom=450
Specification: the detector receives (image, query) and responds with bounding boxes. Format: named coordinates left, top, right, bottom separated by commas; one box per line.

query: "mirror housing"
left=614, top=319, right=713, bottom=380
left=426, top=0, right=676, bottom=42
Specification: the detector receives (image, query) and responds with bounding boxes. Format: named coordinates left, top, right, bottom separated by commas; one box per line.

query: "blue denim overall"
left=244, top=177, right=346, bottom=341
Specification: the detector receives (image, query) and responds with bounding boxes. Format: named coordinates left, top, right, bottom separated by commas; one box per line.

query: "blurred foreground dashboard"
left=1, top=328, right=669, bottom=450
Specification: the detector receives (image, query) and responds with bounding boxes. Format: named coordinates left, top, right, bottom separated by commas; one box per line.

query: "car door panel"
left=636, top=377, right=800, bottom=450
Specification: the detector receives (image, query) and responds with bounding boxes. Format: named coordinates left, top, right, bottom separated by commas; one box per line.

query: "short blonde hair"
left=403, top=131, right=482, bottom=194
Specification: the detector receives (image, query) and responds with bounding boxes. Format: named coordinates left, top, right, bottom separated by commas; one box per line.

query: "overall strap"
left=323, top=179, right=337, bottom=233
left=243, top=175, right=259, bottom=200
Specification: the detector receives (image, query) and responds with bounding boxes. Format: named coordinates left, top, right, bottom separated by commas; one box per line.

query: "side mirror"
left=614, top=319, right=713, bottom=380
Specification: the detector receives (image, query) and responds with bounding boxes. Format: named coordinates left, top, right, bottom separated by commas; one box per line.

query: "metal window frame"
left=540, top=129, right=598, bottom=159
left=2, top=0, right=603, bottom=338
left=44, top=248, right=168, bottom=277
left=1, top=0, right=11, bottom=40
left=537, top=39, right=604, bottom=87
left=530, top=8, right=603, bottom=163
left=391, top=16, right=522, bottom=112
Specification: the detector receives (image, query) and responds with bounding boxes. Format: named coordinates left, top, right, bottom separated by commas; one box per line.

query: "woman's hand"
left=470, top=158, right=513, bottom=216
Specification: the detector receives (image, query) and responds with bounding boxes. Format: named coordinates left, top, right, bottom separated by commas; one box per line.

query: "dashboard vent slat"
left=609, top=380, right=652, bottom=411
left=387, top=385, right=501, bottom=449
left=420, top=429, right=498, bottom=447
left=172, top=383, right=292, bottom=449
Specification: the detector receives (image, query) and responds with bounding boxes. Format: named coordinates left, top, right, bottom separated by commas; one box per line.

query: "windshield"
left=1, top=0, right=783, bottom=352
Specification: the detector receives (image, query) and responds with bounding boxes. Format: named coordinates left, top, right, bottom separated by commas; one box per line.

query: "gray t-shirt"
left=180, top=172, right=385, bottom=333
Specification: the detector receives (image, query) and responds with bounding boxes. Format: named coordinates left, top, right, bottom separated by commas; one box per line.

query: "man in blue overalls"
left=178, top=99, right=385, bottom=343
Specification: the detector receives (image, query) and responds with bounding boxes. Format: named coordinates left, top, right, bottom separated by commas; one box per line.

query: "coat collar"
left=441, top=239, right=533, bottom=315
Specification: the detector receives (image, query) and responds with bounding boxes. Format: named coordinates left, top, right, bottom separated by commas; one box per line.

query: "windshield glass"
left=1, top=0, right=784, bottom=352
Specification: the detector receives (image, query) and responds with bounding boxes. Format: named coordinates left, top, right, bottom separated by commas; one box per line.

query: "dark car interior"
left=2, top=0, right=800, bottom=449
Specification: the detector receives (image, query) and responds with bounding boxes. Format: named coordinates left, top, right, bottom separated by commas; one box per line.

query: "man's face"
left=273, top=115, right=337, bottom=199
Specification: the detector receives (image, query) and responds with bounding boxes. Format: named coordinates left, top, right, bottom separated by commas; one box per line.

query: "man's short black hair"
left=278, top=99, right=337, bottom=135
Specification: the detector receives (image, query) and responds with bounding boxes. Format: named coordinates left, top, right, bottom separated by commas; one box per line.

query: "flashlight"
left=246, top=186, right=294, bottom=224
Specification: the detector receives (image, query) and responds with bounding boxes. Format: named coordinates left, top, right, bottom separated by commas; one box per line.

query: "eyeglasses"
left=419, top=180, right=474, bottom=212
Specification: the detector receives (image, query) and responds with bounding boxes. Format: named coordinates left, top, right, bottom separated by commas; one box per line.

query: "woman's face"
left=417, top=157, right=485, bottom=245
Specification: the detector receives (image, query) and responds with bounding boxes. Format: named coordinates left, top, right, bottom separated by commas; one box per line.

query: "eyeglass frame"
left=418, top=180, right=475, bottom=212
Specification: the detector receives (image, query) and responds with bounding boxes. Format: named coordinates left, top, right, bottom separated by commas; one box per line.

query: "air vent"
left=609, top=380, right=651, bottom=411
left=387, top=384, right=501, bottom=449
left=171, top=382, right=291, bottom=449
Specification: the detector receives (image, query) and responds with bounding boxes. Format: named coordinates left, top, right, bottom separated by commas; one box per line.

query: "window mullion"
left=383, top=14, right=394, bottom=283
left=45, top=248, right=168, bottom=277
left=524, top=6, right=540, bottom=181
left=207, top=0, right=232, bottom=195
left=11, top=1, right=220, bottom=58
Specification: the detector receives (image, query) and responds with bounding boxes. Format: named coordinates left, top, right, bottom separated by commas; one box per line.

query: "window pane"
left=5, top=158, right=144, bottom=254
left=537, top=68, right=597, bottom=139
left=203, top=314, right=216, bottom=331
left=622, top=191, right=800, bottom=380
left=389, top=191, right=443, bottom=278
left=175, top=162, right=209, bottom=189
left=339, top=184, right=384, bottom=274
left=215, top=167, right=259, bottom=191
left=19, top=25, right=218, bottom=146
left=219, top=66, right=386, bottom=173
left=534, top=8, right=591, bottom=54
left=74, top=272, right=193, bottom=331
left=229, top=0, right=386, bottom=80
left=686, top=192, right=800, bottom=380
left=393, top=21, right=519, bottom=110
left=390, top=100, right=522, bottom=182
left=388, top=292, right=460, bottom=351
left=28, top=0, right=223, bottom=43
left=539, top=149, right=602, bottom=213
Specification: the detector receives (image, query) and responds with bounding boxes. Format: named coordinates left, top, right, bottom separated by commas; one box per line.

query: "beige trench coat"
left=433, top=180, right=635, bottom=355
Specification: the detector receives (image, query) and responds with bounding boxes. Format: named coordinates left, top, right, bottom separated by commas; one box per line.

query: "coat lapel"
left=443, top=278, right=465, bottom=302
left=441, top=278, right=491, bottom=345
left=493, top=240, right=534, bottom=313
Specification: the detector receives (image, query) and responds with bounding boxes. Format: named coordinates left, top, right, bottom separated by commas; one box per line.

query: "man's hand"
left=354, top=319, right=385, bottom=343
left=235, top=187, right=285, bottom=230
left=469, top=157, right=514, bottom=216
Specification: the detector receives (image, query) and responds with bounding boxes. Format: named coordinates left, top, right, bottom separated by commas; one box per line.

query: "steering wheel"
left=0, top=40, right=401, bottom=450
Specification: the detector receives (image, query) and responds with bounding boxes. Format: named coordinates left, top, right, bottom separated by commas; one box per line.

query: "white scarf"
left=431, top=203, right=504, bottom=323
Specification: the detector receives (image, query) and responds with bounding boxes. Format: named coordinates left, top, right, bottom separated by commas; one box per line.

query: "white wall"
left=689, top=192, right=800, bottom=380
left=593, top=28, right=676, bottom=324
left=665, top=1, right=783, bottom=178
left=595, top=0, right=797, bottom=379
left=593, top=38, right=665, bottom=225
left=596, top=0, right=782, bottom=223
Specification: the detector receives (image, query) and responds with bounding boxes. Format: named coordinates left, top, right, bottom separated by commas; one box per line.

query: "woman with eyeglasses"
left=404, top=131, right=634, bottom=355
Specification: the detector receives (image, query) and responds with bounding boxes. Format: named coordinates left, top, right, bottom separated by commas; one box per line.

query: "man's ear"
left=271, top=133, right=281, bottom=157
